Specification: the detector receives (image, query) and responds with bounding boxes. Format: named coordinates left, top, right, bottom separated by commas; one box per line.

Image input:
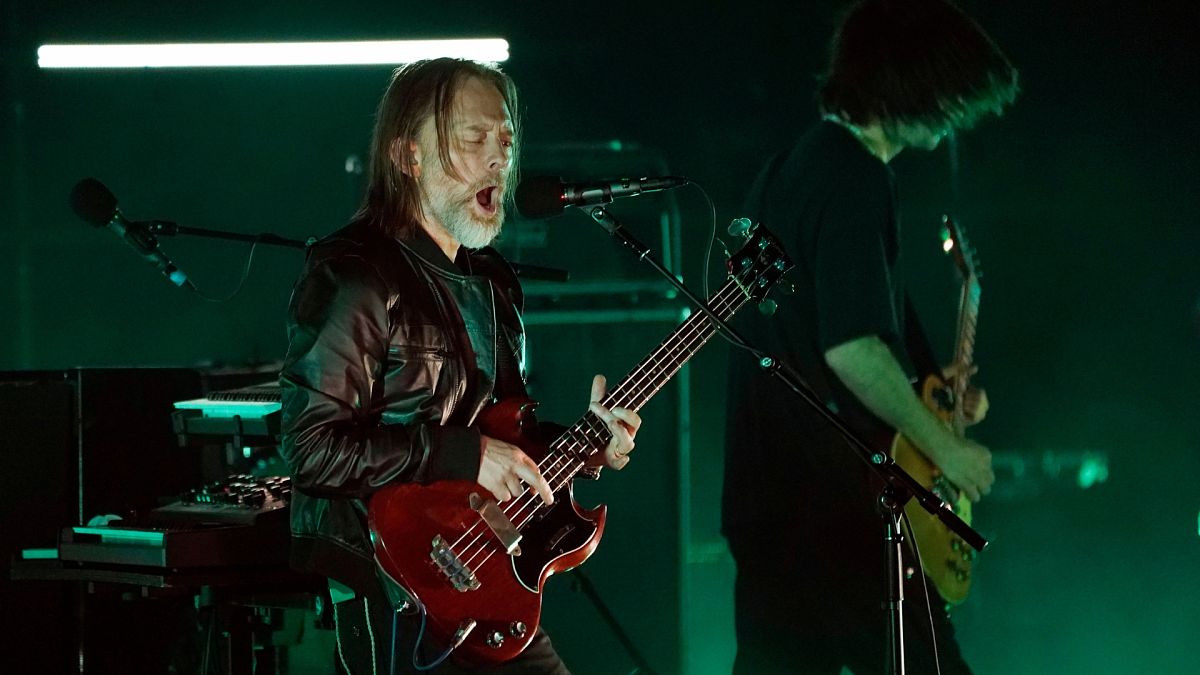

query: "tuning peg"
left=727, top=217, right=753, bottom=238
left=758, top=299, right=778, bottom=316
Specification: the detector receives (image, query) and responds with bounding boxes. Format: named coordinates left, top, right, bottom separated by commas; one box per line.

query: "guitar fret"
left=550, top=278, right=749, bottom=479
left=605, top=285, right=743, bottom=412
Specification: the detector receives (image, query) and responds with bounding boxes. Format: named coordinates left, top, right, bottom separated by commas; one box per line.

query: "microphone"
left=515, top=175, right=689, bottom=219
left=69, top=178, right=193, bottom=289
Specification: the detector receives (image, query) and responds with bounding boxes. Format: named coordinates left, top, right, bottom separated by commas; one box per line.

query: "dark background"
left=2, top=1, right=1197, bottom=673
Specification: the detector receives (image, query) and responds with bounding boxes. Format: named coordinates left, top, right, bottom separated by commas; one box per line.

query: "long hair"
left=818, top=0, right=1019, bottom=133
left=355, top=58, right=520, bottom=238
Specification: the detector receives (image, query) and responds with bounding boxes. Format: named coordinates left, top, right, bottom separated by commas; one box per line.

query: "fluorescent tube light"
left=38, top=39, right=509, bottom=69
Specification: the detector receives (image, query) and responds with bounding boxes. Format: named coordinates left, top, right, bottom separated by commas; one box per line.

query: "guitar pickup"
left=470, top=492, right=523, bottom=556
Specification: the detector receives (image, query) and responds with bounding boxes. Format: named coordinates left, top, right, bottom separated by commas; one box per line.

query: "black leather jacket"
left=279, top=220, right=526, bottom=592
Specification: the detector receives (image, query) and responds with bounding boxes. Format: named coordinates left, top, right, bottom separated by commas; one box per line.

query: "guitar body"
left=368, top=398, right=606, bottom=666
left=890, top=374, right=974, bottom=605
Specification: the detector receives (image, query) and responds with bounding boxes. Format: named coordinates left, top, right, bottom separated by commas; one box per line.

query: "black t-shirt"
left=722, top=120, right=911, bottom=534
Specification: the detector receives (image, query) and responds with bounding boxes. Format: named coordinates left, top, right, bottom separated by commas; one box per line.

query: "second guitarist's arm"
left=825, top=335, right=995, bottom=501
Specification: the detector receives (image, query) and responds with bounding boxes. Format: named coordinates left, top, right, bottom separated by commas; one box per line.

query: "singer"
left=277, top=58, right=642, bottom=673
left=722, top=1, right=1018, bottom=674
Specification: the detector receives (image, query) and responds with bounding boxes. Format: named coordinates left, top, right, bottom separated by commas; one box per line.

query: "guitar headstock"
left=725, top=218, right=794, bottom=303
left=941, top=214, right=981, bottom=281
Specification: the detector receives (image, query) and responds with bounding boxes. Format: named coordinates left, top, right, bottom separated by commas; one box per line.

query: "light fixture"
left=38, top=38, right=509, bottom=69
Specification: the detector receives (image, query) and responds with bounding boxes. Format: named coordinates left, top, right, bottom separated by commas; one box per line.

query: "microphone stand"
left=145, top=222, right=571, bottom=282
left=147, top=221, right=311, bottom=249
left=585, top=205, right=987, bottom=675
left=569, top=569, right=657, bottom=675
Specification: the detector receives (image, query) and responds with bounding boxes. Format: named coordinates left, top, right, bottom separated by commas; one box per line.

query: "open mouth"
left=475, top=185, right=499, bottom=214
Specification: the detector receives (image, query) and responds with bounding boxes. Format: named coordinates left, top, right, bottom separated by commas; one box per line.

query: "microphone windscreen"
left=70, top=178, right=118, bottom=226
left=514, top=176, right=565, bottom=219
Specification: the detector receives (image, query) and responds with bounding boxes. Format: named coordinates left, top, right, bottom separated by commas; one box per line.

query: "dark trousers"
left=726, top=523, right=972, bottom=675
left=331, top=579, right=570, bottom=675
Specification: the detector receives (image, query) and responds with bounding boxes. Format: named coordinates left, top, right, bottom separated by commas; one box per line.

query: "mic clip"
left=143, top=220, right=181, bottom=236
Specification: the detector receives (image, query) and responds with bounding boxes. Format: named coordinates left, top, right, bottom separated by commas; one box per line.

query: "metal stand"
left=880, top=486, right=908, bottom=675
left=11, top=559, right=320, bottom=675
left=147, top=221, right=311, bottom=249
left=144, top=221, right=571, bottom=281
left=570, top=570, right=657, bottom=675
left=585, top=205, right=986, bottom=675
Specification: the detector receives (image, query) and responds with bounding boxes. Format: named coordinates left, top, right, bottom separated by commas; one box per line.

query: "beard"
left=420, top=171, right=505, bottom=249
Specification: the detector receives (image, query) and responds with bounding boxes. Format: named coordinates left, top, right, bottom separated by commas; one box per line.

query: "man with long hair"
left=279, top=58, right=641, bottom=673
left=722, top=1, right=1018, bottom=673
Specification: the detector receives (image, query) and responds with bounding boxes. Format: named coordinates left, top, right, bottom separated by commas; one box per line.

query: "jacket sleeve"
left=278, top=254, right=482, bottom=499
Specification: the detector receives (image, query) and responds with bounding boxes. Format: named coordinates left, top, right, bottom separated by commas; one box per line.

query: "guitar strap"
left=489, top=282, right=597, bottom=475
left=491, top=286, right=530, bottom=402
left=903, top=293, right=942, bottom=383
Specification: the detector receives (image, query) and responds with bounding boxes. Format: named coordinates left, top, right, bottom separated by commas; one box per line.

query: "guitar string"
left=528, top=288, right=743, bottom=484
left=447, top=278, right=746, bottom=563
left=455, top=283, right=744, bottom=571
left=512, top=278, right=747, bottom=503
left=952, top=303, right=977, bottom=436
left=502, top=281, right=749, bottom=542
left=520, top=278, right=751, bottom=494
left=529, top=278, right=744, bottom=479
left=451, top=279, right=750, bottom=569
left=447, top=280, right=743, bottom=564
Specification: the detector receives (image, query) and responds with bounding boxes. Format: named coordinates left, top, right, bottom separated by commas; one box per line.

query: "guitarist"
left=279, top=59, right=640, bottom=674
left=722, top=1, right=1017, bottom=673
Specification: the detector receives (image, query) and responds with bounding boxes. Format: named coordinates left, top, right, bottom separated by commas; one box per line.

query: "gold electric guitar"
left=890, top=215, right=981, bottom=605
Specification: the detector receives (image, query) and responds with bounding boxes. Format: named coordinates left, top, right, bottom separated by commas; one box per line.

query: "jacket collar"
left=397, top=225, right=476, bottom=277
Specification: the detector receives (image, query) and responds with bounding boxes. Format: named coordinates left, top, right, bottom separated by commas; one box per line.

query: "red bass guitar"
left=368, top=222, right=791, bottom=665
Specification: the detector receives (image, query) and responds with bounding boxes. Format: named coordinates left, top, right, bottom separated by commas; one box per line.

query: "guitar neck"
left=951, top=276, right=981, bottom=436
left=546, top=277, right=752, bottom=484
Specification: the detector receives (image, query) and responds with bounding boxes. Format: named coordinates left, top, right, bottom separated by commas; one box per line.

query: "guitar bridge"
left=931, top=476, right=961, bottom=511
left=430, top=534, right=480, bottom=592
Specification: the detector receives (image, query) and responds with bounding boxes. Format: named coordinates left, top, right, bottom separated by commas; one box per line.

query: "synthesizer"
left=59, top=475, right=290, bottom=568
left=172, top=382, right=282, bottom=442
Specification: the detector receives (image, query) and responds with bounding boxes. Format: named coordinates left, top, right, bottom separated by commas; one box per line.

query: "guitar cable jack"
left=412, top=609, right=476, bottom=671
left=452, top=618, right=478, bottom=649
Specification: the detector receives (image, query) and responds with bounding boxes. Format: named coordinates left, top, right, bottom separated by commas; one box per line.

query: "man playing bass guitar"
left=279, top=58, right=640, bottom=674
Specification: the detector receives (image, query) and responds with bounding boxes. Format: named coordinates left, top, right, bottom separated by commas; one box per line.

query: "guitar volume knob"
left=486, top=631, right=505, bottom=648
left=509, top=621, right=527, bottom=638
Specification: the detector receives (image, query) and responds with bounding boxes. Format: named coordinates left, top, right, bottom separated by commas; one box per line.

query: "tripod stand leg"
left=881, top=490, right=907, bottom=675
left=570, top=569, right=657, bottom=675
